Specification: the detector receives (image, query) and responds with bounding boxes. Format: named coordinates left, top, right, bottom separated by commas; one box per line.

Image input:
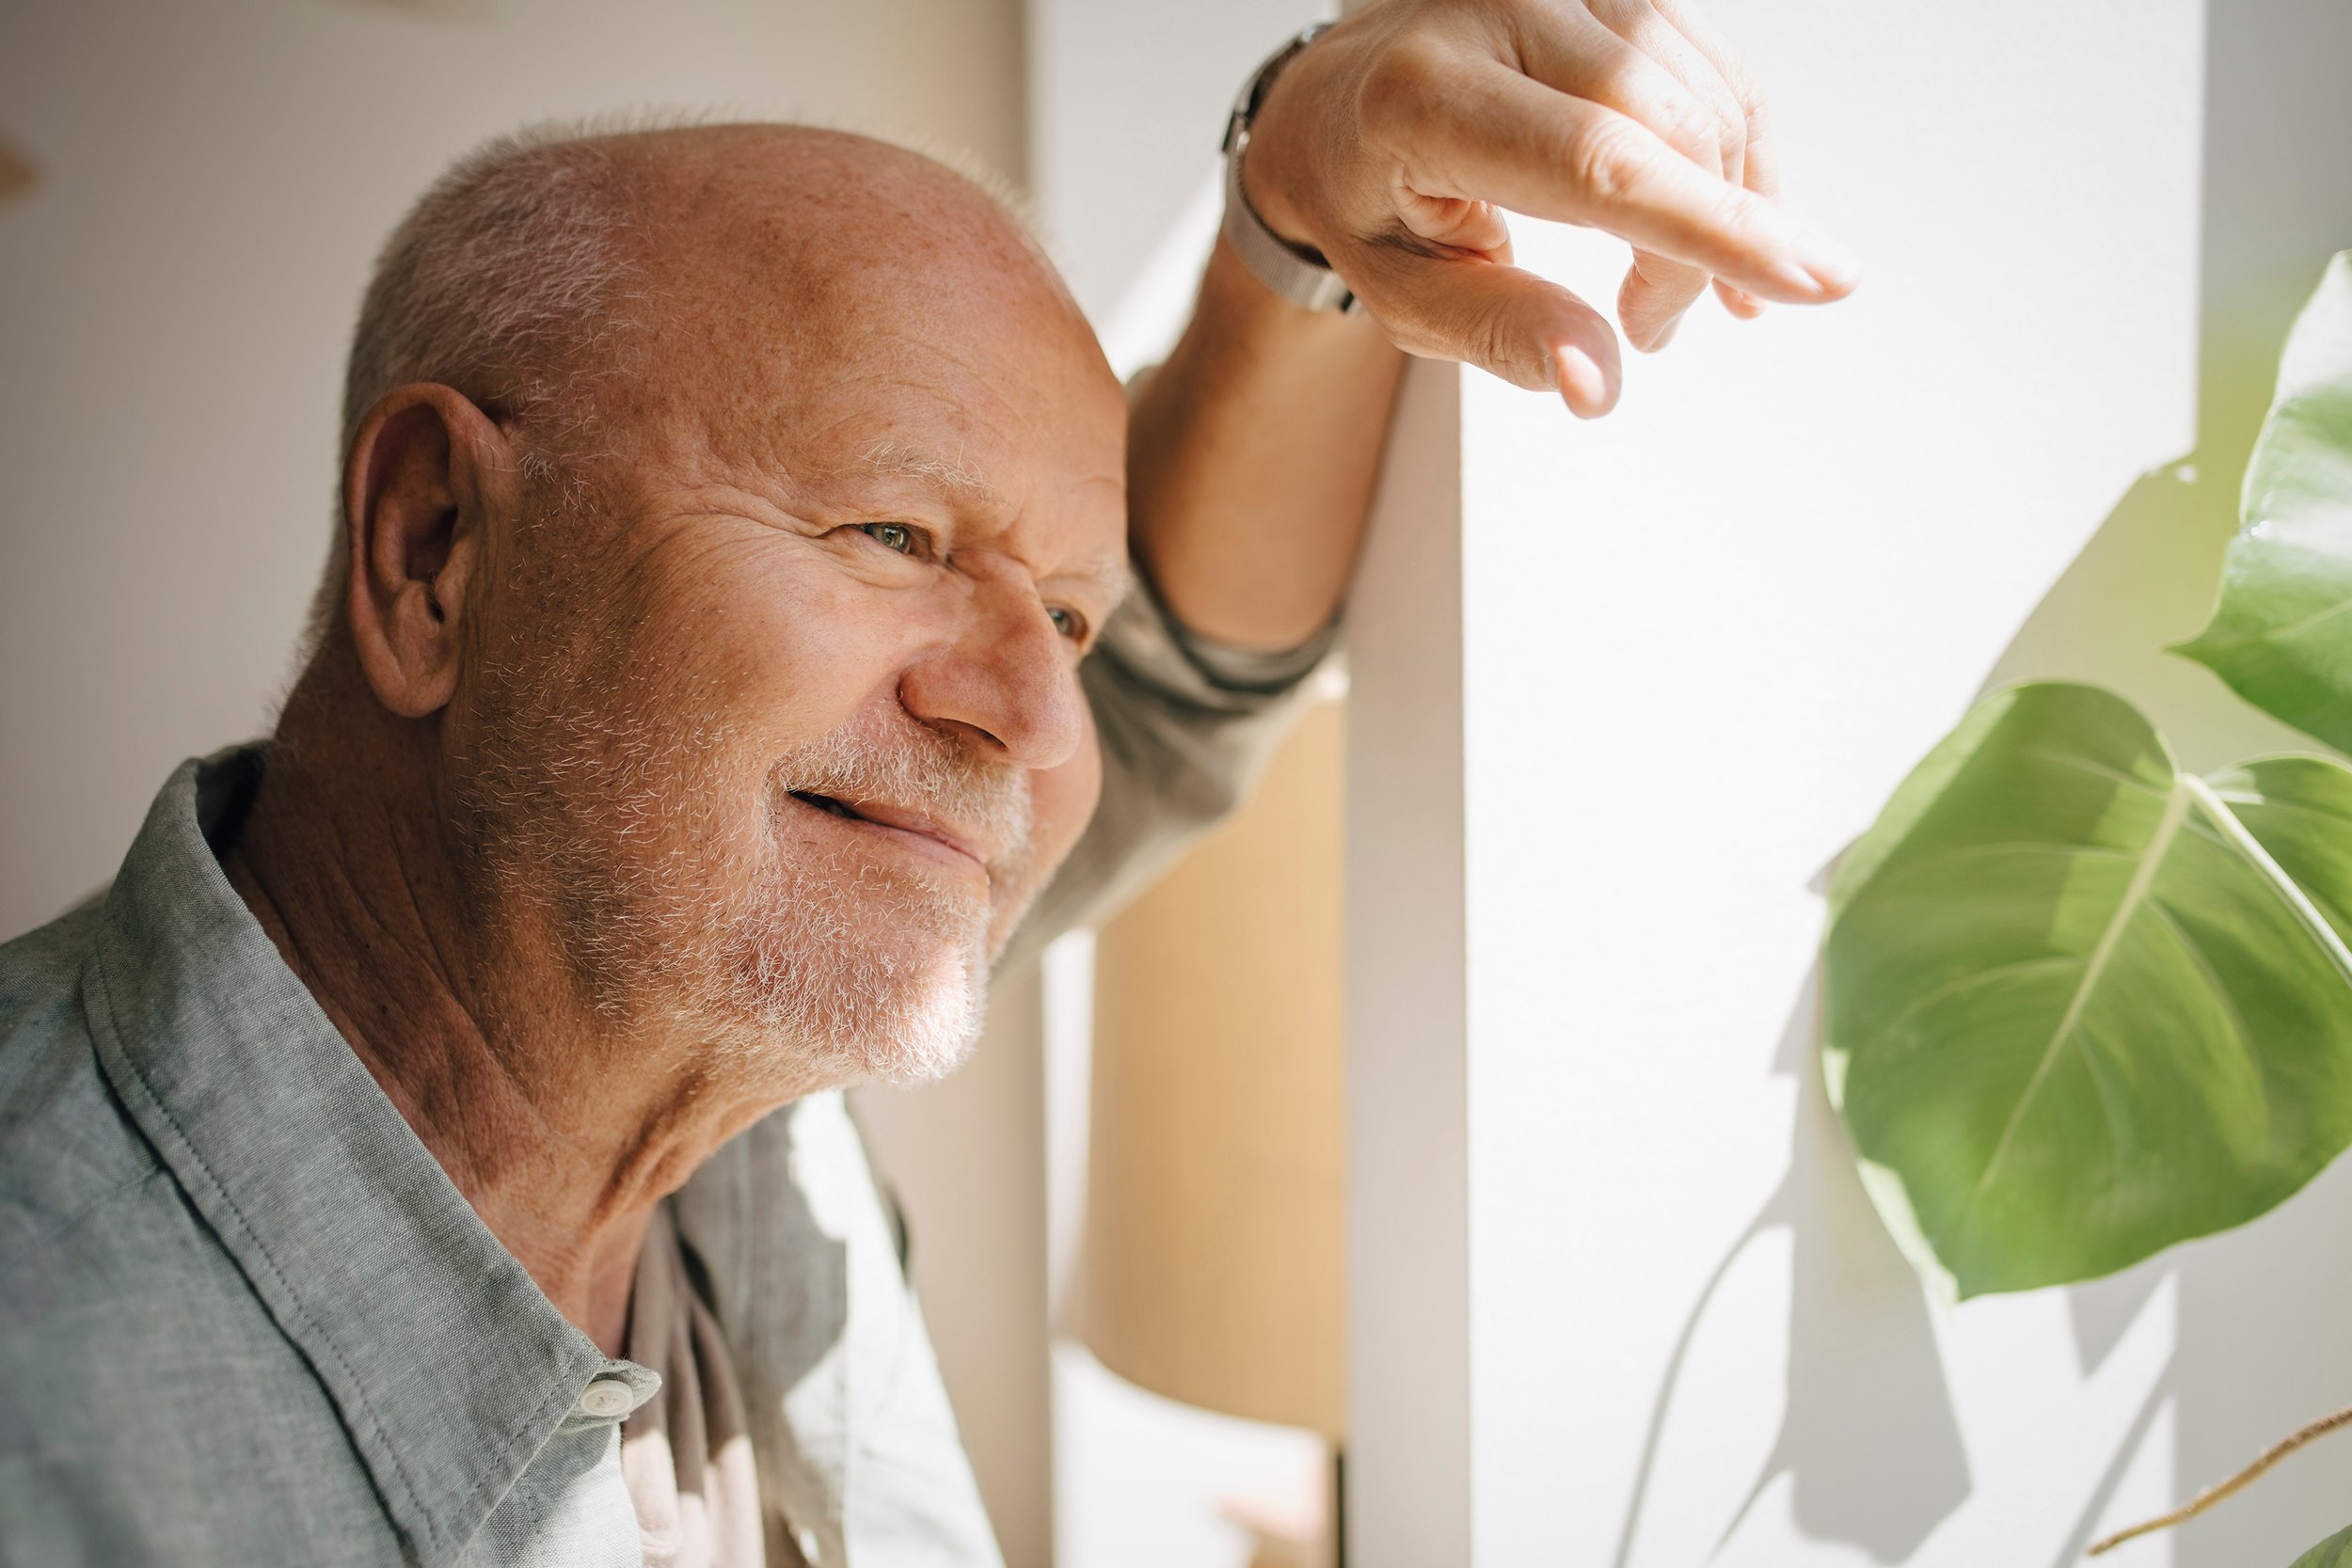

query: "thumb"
left=1345, top=244, right=1623, bottom=418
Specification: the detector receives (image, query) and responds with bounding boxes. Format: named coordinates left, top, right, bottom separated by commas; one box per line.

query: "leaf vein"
left=1899, top=842, right=2140, bottom=872
left=2019, top=748, right=2171, bottom=798
left=1971, top=780, right=2193, bottom=1200
left=2146, top=900, right=2266, bottom=1161
left=1861, top=955, right=2084, bottom=1046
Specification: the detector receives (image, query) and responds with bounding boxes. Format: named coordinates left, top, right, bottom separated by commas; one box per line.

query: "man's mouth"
left=786, top=790, right=993, bottom=874
left=790, top=790, right=865, bottom=822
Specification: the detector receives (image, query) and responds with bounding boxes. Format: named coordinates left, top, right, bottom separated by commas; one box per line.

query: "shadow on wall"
left=1617, top=0, right=2352, bottom=1559
left=1607, top=973, right=1970, bottom=1568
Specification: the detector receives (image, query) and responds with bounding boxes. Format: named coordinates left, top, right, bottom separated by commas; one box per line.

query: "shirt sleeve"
left=993, top=567, right=1338, bottom=978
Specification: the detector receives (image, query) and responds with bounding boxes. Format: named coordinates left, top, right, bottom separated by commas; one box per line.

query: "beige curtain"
left=1074, top=697, right=1345, bottom=1439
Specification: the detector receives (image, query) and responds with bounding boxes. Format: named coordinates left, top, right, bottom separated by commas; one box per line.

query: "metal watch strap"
left=1220, top=23, right=1360, bottom=315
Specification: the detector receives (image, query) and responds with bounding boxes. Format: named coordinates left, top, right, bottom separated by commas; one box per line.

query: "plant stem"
left=2086, top=1400, right=2352, bottom=1556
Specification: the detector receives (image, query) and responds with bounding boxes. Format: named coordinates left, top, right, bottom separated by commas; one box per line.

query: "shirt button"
left=575, top=1378, right=636, bottom=1420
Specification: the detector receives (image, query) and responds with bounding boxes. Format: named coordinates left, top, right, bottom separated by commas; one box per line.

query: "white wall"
left=1348, top=0, right=2352, bottom=1563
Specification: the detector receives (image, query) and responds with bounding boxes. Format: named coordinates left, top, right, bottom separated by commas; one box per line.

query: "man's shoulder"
left=0, top=893, right=106, bottom=1032
left=0, top=891, right=268, bottom=1396
left=0, top=1170, right=385, bottom=1567
left=0, top=895, right=164, bottom=1256
left=0, top=903, right=394, bottom=1567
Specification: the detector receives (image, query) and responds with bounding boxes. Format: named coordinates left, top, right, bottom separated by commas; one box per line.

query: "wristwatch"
left=1220, top=23, right=1361, bottom=315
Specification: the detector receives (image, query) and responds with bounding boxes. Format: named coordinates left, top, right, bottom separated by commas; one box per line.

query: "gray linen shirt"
left=0, top=582, right=1327, bottom=1568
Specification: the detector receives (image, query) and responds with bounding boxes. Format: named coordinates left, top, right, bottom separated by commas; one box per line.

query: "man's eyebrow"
left=850, top=439, right=1003, bottom=511
left=1064, top=554, right=1135, bottom=613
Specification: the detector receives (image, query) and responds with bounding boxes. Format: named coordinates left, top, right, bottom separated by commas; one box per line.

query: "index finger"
left=1647, top=0, right=1782, bottom=200
left=1401, top=63, right=1856, bottom=303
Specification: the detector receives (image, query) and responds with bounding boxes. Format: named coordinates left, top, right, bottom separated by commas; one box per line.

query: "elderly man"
left=0, top=2, right=1851, bottom=1563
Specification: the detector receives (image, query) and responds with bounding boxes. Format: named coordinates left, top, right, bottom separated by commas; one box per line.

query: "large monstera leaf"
left=1824, top=682, right=2352, bottom=1297
left=2174, top=252, right=2352, bottom=751
left=2294, top=1525, right=2352, bottom=1568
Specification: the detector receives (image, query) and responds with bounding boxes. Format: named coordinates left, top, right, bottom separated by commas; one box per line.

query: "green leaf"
left=1823, top=682, right=2352, bottom=1297
left=2291, top=1523, right=2352, bottom=1568
left=2173, top=251, right=2352, bottom=751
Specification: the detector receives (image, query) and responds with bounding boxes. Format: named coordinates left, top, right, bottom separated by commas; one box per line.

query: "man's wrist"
left=1222, top=24, right=1358, bottom=315
left=1232, top=31, right=1324, bottom=248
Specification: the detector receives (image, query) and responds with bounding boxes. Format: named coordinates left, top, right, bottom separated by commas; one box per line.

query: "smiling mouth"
left=790, top=790, right=866, bottom=822
left=785, top=789, right=990, bottom=874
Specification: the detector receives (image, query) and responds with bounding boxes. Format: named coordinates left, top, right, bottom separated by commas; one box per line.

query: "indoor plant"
left=1822, top=253, right=2352, bottom=1560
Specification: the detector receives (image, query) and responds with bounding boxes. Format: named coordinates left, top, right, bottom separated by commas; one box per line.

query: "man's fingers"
left=1647, top=0, right=1780, bottom=202
left=1407, top=64, right=1858, bottom=304
left=1390, top=189, right=1515, bottom=257
left=1348, top=242, right=1623, bottom=417
left=1298, top=0, right=1850, bottom=400
left=1713, top=277, right=1766, bottom=318
left=1619, top=249, right=1708, bottom=350
left=1583, top=0, right=1748, bottom=185
left=1644, top=0, right=1779, bottom=322
left=1506, top=6, right=1726, bottom=182
left=1511, top=0, right=1759, bottom=345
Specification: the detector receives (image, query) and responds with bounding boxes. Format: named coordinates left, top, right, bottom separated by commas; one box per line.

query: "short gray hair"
left=309, top=121, right=644, bottom=647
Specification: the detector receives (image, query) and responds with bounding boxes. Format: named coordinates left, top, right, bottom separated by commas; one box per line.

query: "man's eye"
left=1048, top=606, right=1086, bottom=642
left=858, top=522, right=923, bottom=555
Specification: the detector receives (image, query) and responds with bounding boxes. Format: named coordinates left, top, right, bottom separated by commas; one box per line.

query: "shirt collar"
left=80, top=746, right=612, bottom=1567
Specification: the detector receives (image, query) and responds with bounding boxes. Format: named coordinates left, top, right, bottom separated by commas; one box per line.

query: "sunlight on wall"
left=1095, top=168, right=1222, bottom=382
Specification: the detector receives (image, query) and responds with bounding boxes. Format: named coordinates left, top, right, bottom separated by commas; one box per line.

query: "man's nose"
left=898, top=576, right=1087, bottom=770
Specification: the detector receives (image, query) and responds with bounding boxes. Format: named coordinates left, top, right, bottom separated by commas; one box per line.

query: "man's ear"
left=340, top=385, right=512, bottom=720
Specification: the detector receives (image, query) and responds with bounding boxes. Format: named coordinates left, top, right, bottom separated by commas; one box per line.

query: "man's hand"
left=1242, top=0, right=1859, bottom=417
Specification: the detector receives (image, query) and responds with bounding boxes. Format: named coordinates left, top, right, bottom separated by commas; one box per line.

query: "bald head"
left=319, top=120, right=1106, bottom=641
left=588, top=125, right=1106, bottom=482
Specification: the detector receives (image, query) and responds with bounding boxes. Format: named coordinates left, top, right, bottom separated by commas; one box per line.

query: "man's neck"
left=222, top=673, right=763, bottom=1355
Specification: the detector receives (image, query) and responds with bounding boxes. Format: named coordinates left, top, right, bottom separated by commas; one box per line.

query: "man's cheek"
left=645, top=539, right=909, bottom=719
left=987, top=715, right=1098, bottom=928
left=1028, top=709, right=1102, bottom=874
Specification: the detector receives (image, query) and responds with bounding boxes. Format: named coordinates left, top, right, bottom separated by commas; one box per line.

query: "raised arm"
left=1128, top=234, right=1405, bottom=655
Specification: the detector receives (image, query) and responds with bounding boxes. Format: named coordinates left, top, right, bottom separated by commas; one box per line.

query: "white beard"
left=456, top=668, right=1031, bottom=1092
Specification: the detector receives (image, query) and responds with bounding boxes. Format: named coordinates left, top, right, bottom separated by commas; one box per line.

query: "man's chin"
left=854, top=1006, right=985, bottom=1086
left=720, top=923, right=991, bottom=1089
